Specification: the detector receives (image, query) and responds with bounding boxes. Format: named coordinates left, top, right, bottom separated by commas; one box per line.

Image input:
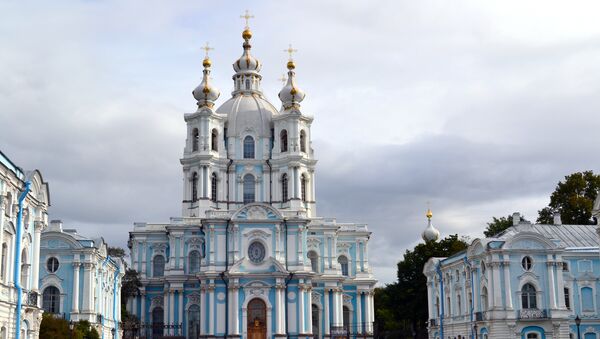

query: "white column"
left=132, top=295, right=138, bottom=318
left=426, top=281, right=434, bottom=319
left=275, top=284, right=282, bottom=335
left=163, top=291, right=169, bottom=324
left=503, top=257, right=513, bottom=309
left=369, top=292, right=375, bottom=332
left=200, top=285, right=206, bottom=335
left=170, top=290, right=175, bottom=327
left=140, top=292, right=146, bottom=323
left=356, top=292, right=363, bottom=334
left=307, top=287, right=313, bottom=334
left=31, top=223, right=42, bottom=291
left=331, top=288, right=339, bottom=327
left=72, top=262, right=80, bottom=313
left=232, top=284, right=240, bottom=335
left=178, top=291, right=183, bottom=328
left=82, top=263, right=92, bottom=312
left=556, top=257, right=566, bottom=308
left=547, top=258, right=557, bottom=309
left=324, top=289, right=330, bottom=336
left=208, top=285, right=215, bottom=335
left=298, top=284, right=305, bottom=334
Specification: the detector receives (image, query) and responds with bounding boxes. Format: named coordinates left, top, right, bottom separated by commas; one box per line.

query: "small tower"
left=422, top=208, right=440, bottom=242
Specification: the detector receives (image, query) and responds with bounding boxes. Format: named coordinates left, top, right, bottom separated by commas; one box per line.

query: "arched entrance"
left=247, top=298, right=267, bottom=339
left=152, top=307, right=164, bottom=338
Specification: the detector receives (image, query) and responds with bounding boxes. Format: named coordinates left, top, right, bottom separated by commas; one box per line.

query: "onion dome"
left=422, top=208, right=440, bottom=242
left=192, top=56, right=220, bottom=109
left=278, top=52, right=306, bottom=110
left=233, top=28, right=262, bottom=74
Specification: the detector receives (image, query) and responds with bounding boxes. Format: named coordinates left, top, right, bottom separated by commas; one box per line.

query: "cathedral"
left=127, top=17, right=376, bottom=339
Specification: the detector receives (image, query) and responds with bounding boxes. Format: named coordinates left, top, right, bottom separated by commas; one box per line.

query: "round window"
left=47, top=257, right=59, bottom=273
left=248, top=241, right=266, bottom=264
left=522, top=256, right=533, bottom=271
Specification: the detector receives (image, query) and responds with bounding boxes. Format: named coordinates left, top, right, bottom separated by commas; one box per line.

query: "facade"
left=0, top=150, right=50, bottom=339
left=127, top=23, right=376, bottom=339
left=424, top=210, right=600, bottom=339
left=39, top=220, right=124, bottom=338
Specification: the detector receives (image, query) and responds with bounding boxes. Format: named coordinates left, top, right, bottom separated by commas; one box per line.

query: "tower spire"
left=232, top=10, right=262, bottom=94
left=278, top=44, right=305, bottom=110
left=192, top=42, right=220, bottom=109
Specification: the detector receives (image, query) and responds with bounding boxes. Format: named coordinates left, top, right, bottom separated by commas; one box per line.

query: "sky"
left=1, top=0, right=599, bottom=285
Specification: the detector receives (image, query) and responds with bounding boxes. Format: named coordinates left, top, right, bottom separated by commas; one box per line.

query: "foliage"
left=483, top=214, right=528, bottom=237
left=40, top=314, right=99, bottom=339
left=536, top=171, right=600, bottom=225
left=121, top=268, right=142, bottom=309
left=108, top=246, right=127, bottom=258
left=375, top=235, right=468, bottom=338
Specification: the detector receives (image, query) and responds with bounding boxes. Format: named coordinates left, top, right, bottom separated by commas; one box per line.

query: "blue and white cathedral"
left=127, top=20, right=376, bottom=339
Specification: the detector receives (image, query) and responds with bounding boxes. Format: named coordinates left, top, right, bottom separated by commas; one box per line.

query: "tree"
left=537, top=171, right=600, bottom=224
left=108, top=246, right=126, bottom=259
left=483, top=214, right=528, bottom=237
left=375, top=235, right=468, bottom=338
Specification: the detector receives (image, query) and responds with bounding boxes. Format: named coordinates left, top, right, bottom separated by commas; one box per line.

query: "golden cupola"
left=192, top=53, right=221, bottom=109
left=422, top=208, right=441, bottom=242
left=278, top=45, right=306, bottom=110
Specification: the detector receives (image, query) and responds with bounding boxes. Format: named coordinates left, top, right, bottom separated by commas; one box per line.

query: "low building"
left=0, top=150, right=50, bottom=339
left=424, top=210, right=600, bottom=339
left=40, top=220, right=124, bottom=338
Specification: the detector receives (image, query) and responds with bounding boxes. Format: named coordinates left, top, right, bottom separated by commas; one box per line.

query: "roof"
left=497, top=223, right=599, bottom=248
left=0, top=149, right=25, bottom=180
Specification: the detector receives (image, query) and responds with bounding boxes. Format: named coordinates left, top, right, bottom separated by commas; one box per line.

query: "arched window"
left=527, top=334, right=539, bottom=339
left=1, top=326, right=6, bottom=339
left=188, top=304, right=200, bottom=338
left=301, top=174, right=307, bottom=202
left=521, top=283, right=537, bottom=309
left=153, top=255, right=165, bottom=277
left=300, top=130, right=306, bottom=153
left=152, top=307, right=164, bottom=337
left=42, top=286, right=60, bottom=314
left=243, top=136, right=255, bottom=159
left=191, top=172, right=198, bottom=201
left=312, top=304, right=320, bottom=337
left=338, top=256, right=349, bottom=276
left=564, top=288, right=571, bottom=310
left=481, top=261, right=486, bottom=274
left=457, top=294, right=462, bottom=315
left=211, top=173, right=218, bottom=203
left=481, top=286, right=488, bottom=312
left=189, top=250, right=200, bottom=274
left=280, top=130, right=288, bottom=152
left=243, top=174, right=255, bottom=204
left=5, top=193, right=12, bottom=217
left=281, top=173, right=288, bottom=202
left=211, top=129, right=218, bottom=151
left=447, top=296, right=451, bottom=316
left=192, top=128, right=199, bottom=152
left=1, top=243, right=7, bottom=281
left=436, top=297, right=440, bottom=316
left=245, top=79, right=251, bottom=90
left=308, top=251, right=318, bottom=272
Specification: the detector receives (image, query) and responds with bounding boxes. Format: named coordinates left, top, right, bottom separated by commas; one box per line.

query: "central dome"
left=216, top=93, right=278, bottom=137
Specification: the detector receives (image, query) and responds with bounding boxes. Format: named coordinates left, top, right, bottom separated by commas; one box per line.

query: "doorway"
left=247, top=298, right=267, bottom=339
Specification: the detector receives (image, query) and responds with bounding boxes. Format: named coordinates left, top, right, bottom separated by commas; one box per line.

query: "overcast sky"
left=1, top=0, right=599, bottom=285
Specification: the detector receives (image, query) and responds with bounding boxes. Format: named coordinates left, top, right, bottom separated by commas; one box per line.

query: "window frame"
left=46, top=257, right=59, bottom=273
left=243, top=174, right=255, bottom=204
left=153, top=255, right=165, bottom=278
left=243, top=136, right=255, bottom=159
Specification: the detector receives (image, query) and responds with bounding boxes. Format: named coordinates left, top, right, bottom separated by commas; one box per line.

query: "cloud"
left=1, top=0, right=599, bottom=284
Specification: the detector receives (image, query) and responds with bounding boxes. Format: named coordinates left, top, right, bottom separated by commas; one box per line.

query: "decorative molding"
left=151, top=296, right=163, bottom=309
left=244, top=229, right=270, bottom=240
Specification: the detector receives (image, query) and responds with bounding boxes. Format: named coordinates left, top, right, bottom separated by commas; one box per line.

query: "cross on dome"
left=202, top=42, right=214, bottom=58
left=284, top=44, right=298, bottom=61
left=240, top=10, right=254, bottom=29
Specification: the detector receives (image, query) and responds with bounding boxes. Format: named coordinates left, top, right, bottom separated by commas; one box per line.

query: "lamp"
left=111, top=327, right=116, bottom=338
left=473, top=323, right=478, bottom=339
left=69, top=321, right=74, bottom=339
left=575, top=315, right=581, bottom=339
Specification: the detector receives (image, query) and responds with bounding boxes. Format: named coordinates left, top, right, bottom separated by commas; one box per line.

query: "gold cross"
left=240, top=10, right=254, bottom=28
left=284, top=44, right=298, bottom=61
left=201, top=42, right=214, bottom=58
left=278, top=74, right=287, bottom=84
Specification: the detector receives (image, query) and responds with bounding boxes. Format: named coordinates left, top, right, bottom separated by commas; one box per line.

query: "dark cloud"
left=1, top=0, right=599, bottom=284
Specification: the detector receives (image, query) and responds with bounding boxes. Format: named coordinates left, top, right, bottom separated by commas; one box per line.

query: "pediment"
left=232, top=203, right=282, bottom=221
left=228, top=256, right=288, bottom=274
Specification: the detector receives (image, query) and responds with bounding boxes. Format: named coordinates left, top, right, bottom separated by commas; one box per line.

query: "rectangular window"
left=564, top=288, right=570, bottom=310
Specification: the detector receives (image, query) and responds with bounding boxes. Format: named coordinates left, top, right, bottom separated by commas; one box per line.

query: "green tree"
left=537, top=171, right=600, bottom=224
left=108, top=246, right=126, bottom=259
left=375, top=235, right=468, bottom=338
left=483, top=214, right=527, bottom=237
